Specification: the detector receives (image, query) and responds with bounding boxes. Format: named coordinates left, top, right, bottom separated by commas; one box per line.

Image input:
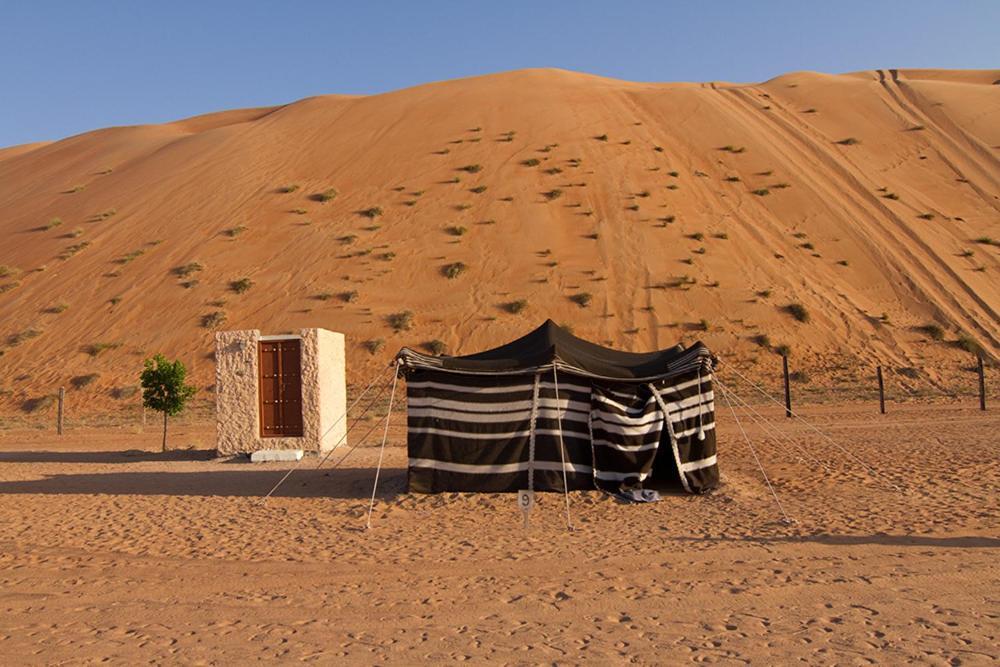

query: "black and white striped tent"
left=396, top=320, right=718, bottom=495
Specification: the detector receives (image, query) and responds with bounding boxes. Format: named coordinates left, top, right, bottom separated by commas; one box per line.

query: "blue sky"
left=2, top=1, right=997, bottom=147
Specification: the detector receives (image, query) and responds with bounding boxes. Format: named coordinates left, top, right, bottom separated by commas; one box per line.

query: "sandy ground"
left=0, top=401, right=997, bottom=664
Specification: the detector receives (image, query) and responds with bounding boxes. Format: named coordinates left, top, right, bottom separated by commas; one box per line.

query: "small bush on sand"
left=279, top=184, right=300, bottom=193
left=751, top=188, right=770, bottom=196
left=917, top=323, right=944, bottom=340
left=443, top=262, right=468, bottom=279
left=45, top=217, right=63, bottom=230
left=753, top=334, right=771, bottom=349
left=364, top=339, right=385, bottom=355
left=917, top=213, right=935, bottom=220
left=201, top=311, right=226, bottom=328
left=224, top=226, right=248, bottom=238
left=424, top=339, right=447, bottom=355
left=470, top=185, right=487, bottom=194
left=720, top=145, right=746, bottom=153
left=314, top=188, right=338, bottom=203
left=505, top=299, right=528, bottom=314
left=341, top=290, right=359, bottom=303
left=173, top=262, right=204, bottom=278
left=446, top=225, right=467, bottom=236
left=784, top=303, right=810, bottom=323
left=836, top=137, right=860, bottom=146
left=387, top=311, right=414, bottom=332
left=595, top=134, right=609, bottom=142
left=70, top=373, right=100, bottom=389
left=230, top=278, right=253, bottom=294
left=542, top=189, right=563, bottom=201
left=521, top=158, right=540, bottom=167
left=359, top=206, right=383, bottom=219
left=459, top=164, right=483, bottom=173
left=570, top=292, right=592, bottom=308
left=773, top=344, right=792, bottom=357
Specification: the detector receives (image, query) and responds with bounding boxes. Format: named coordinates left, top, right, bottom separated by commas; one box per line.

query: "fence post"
left=877, top=366, right=886, bottom=415
left=978, top=355, right=986, bottom=411
left=57, top=387, right=65, bottom=435
left=782, top=354, right=792, bottom=418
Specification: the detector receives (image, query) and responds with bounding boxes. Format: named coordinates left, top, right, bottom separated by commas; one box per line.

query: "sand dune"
left=0, top=68, right=998, bottom=414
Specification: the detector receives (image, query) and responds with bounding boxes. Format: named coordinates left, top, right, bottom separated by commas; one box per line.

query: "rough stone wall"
left=214, top=328, right=346, bottom=455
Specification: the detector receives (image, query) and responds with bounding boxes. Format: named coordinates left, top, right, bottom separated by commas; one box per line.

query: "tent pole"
left=367, top=362, right=400, bottom=530
left=261, top=362, right=393, bottom=503
left=552, top=365, right=573, bottom=531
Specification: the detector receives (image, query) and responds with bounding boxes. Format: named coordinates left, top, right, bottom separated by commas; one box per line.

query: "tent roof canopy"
left=397, top=319, right=713, bottom=380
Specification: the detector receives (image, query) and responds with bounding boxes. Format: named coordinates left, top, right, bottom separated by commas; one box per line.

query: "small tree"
left=140, top=354, right=197, bottom=451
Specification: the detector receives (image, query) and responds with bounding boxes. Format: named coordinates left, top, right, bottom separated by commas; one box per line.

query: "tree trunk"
left=162, top=411, right=168, bottom=452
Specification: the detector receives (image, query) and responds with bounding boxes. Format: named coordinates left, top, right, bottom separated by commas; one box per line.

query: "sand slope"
left=0, top=68, right=998, bottom=411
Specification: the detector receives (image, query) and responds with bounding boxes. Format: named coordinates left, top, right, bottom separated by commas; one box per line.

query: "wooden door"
left=258, top=339, right=304, bottom=437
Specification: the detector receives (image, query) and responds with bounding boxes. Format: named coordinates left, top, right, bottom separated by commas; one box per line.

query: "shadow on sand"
left=675, top=533, right=1000, bottom=549
left=0, top=449, right=217, bottom=464
left=0, top=466, right=407, bottom=500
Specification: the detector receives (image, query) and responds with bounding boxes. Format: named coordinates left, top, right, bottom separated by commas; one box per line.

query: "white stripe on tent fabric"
left=680, top=454, right=717, bottom=473
left=408, top=406, right=590, bottom=425
left=407, top=457, right=649, bottom=482
left=407, top=379, right=592, bottom=395
left=590, top=418, right=665, bottom=438
left=407, top=396, right=592, bottom=415
left=592, top=438, right=660, bottom=453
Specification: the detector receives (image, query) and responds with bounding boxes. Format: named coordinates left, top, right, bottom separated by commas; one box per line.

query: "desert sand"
left=1, top=68, right=998, bottom=418
left=1, top=399, right=997, bottom=664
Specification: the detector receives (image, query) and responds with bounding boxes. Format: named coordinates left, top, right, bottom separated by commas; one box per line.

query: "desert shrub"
left=882, top=192, right=900, bottom=200
left=94, top=209, right=117, bottom=221
left=697, top=319, right=710, bottom=332
left=773, top=344, right=791, bottom=357
left=224, top=226, right=248, bottom=238
left=666, top=184, right=679, bottom=190
left=659, top=215, right=676, bottom=224
left=771, top=182, right=791, bottom=189
left=45, top=217, right=63, bottom=230
left=22, top=395, right=56, bottom=413
left=387, top=311, right=414, bottom=332
left=470, top=186, right=487, bottom=194
left=836, top=137, right=860, bottom=145
left=339, top=234, right=358, bottom=244
left=424, top=339, right=447, bottom=355
left=800, top=242, right=815, bottom=250
left=454, top=203, right=471, bottom=211
left=84, top=342, right=121, bottom=356
left=70, top=373, right=100, bottom=389
left=114, top=249, right=145, bottom=265
left=570, top=292, right=592, bottom=307
left=359, top=206, right=383, bottom=219
left=0, top=265, right=18, bottom=278
left=0, top=281, right=21, bottom=294
left=752, top=334, right=771, bottom=349
left=340, top=290, right=359, bottom=303
left=59, top=241, right=91, bottom=260
left=8, top=328, right=42, bottom=346
left=653, top=146, right=664, bottom=152
left=314, top=188, right=338, bottom=202
left=111, top=386, right=140, bottom=400
left=201, top=311, right=226, bottom=328
left=667, top=171, right=679, bottom=178
left=230, top=278, right=253, bottom=294
left=784, top=303, right=810, bottom=322
left=626, top=204, right=639, bottom=211
left=973, top=237, right=996, bottom=246
left=917, top=323, right=944, bottom=340
left=720, top=145, right=746, bottom=153
left=521, top=158, right=540, bottom=167
left=803, top=108, right=817, bottom=113
left=724, top=176, right=741, bottom=182
left=954, top=333, right=981, bottom=354
left=505, top=299, right=528, bottom=314
left=66, top=184, right=86, bottom=193
left=279, top=184, right=300, bottom=193
left=687, top=232, right=704, bottom=241
left=377, top=252, right=395, bottom=261
left=917, top=213, right=935, bottom=220
left=789, top=370, right=811, bottom=383
left=713, top=232, right=728, bottom=239
left=109, top=296, right=122, bottom=306
left=595, top=134, right=609, bottom=142
left=173, top=261, right=204, bottom=278
left=364, top=338, right=385, bottom=355
left=543, top=167, right=563, bottom=175
left=291, top=208, right=308, bottom=215
left=446, top=225, right=467, bottom=236
left=636, top=190, right=650, bottom=198
left=836, top=259, right=849, bottom=266
left=459, top=164, right=483, bottom=173
left=542, top=189, right=563, bottom=201
left=313, top=292, right=335, bottom=301
left=44, top=303, right=69, bottom=314
left=751, top=188, right=770, bottom=196
left=442, top=262, right=467, bottom=279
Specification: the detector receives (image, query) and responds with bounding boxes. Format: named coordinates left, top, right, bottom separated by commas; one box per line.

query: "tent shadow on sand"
left=0, top=467, right=407, bottom=500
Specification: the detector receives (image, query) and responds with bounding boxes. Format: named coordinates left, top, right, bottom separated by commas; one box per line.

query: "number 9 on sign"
left=518, top=489, right=534, bottom=511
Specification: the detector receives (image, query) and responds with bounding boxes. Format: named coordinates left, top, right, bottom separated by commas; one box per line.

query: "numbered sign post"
left=518, top=489, right=535, bottom=528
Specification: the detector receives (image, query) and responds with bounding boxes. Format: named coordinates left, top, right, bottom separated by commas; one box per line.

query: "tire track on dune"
left=878, top=69, right=1000, bottom=212
left=713, top=83, right=999, bottom=351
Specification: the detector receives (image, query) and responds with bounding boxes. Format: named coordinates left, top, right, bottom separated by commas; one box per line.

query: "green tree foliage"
left=140, top=354, right=197, bottom=451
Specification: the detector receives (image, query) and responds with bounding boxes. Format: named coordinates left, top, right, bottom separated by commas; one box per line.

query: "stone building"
left=214, top=328, right=346, bottom=456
